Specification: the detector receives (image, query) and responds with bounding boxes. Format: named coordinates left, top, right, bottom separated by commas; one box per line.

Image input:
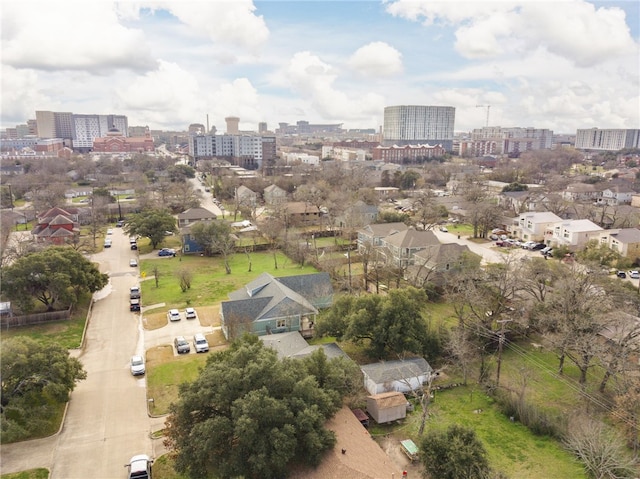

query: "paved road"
left=1, top=227, right=156, bottom=478
left=431, top=228, right=531, bottom=264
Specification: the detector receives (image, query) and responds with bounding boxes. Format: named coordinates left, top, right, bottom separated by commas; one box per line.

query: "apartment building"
left=575, top=128, right=640, bottom=152
left=382, top=105, right=455, bottom=151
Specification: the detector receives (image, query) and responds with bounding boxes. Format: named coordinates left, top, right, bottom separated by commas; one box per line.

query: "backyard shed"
left=366, top=391, right=408, bottom=424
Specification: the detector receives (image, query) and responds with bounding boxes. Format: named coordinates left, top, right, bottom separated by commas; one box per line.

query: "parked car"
left=628, top=270, right=640, bottom=279
left=158, top=248, right=176, bottom=257
left=126, top=454, right=152, bottom=479
left=130, top=355, right=145, bottom=376
left=617, top=271, right=627, bottom=278
left=130, top=298, right=141, bottom=311
left=130, top=258, right=138, bottom=267
left=130, top=285, right=141, bottom=299
left=185, top=307, right=196, bottom=319
left=531, top=243, right=546, bottom=250
left=168, top=309, right=181, bottom=322
left=541, top=246, right=553, bottom=255
left=116, top=220, right=125, bottom=227
left=130, top=243, right=138, bottom=250
left=439, top=226, right=448, bottom=232
left=193, top=333, right=209, bottom=353
left=521, top=241, right=537, bottom=249
left=496, top=240, right=507, bottom=247
left=104, top=239, right=112, bottom=248
left=106, top=228, right=113, bottom=235
left=174, top=336, right=190, bottom=354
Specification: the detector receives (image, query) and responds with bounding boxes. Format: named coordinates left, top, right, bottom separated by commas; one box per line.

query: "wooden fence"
left=1, top=306, right=72, bottom=328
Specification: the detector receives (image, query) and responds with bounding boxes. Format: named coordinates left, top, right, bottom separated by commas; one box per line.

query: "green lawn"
left=0, top=469, right=49, bottom=479
left=374, top=385, right=586, bottom=479
left=139, top=251, right=317, bottom=311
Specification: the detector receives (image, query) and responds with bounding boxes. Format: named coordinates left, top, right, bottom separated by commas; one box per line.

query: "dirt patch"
left=375, top=435, right=423, bottom=477
left=146, top=345, right=174, bottom=363
left=144, top=311, right=169, bottom=330
left=206, top=329, right=227, bottom=348
left=194, top=304, right=220, bottom=327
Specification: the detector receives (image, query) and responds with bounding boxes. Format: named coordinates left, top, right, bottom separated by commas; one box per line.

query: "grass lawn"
left=0, top=469, right=49, bottom=479
left=146, top=345, right=213, bottom=414
left=1, top=293, right=91, bottom=349
left=139, top=251, right=317, bottom=312
left=369, top=385, right=586, bottom=479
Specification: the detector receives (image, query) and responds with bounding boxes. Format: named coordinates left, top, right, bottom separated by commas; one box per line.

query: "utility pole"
left=495, top=318, right=513, bottom=387
left=476, top=104, right=491, bottom=127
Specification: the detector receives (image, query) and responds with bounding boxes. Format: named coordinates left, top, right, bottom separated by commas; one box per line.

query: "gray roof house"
left=361, top=358, right=433, bottom=395
left=177, top=207, right=217, bottom=227
left=260, top=331, right=350, bottom=360
left=357, top=222, right=408, bottom=251
left=334, top=201, right=379, bottom=229
left=379, top=228, right=440, bottom=268
left=408, top=242, right=480, bottom=286
left=263, top=184, right=288, bottom=205
left=221, top=272, right=333, bottom=339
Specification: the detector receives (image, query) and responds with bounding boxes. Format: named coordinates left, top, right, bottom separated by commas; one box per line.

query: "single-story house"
left=263, top=184, right=288, bottom=205
left=366, top=391, right=408, bottom=424
left=360, top=357, right=433, bottom=395
left=259, top=331, right=349, bottom=360
left=220, top=272, right=333, bottom=339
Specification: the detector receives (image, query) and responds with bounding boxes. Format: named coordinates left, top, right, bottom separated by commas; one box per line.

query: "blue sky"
left=2, top=0, right=639, bottom=134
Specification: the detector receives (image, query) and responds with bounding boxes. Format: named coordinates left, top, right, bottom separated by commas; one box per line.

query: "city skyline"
left=2, top=0, right=639, bottom=134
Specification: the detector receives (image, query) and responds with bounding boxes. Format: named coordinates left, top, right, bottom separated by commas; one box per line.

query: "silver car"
left=193, top=333, right=209, bottom=353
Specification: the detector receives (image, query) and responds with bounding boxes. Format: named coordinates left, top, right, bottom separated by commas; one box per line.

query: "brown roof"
left=286, top=201, right=320, bottom=214
left=368, top=391, right=408, bottom=409
left=289, top=406, right=404, bottom=479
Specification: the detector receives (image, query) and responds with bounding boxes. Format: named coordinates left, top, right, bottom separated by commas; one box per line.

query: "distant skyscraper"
left=72, top=114, right=128, bottom=150
left=36, top=111, right=74, bottom=140
left=258, top=122, right=268, bottom=133
left=225, top=117, right=240, bottom=134
left=383, top=105, right=455, bottom=151
left=575, top=128, right=640, bottom=151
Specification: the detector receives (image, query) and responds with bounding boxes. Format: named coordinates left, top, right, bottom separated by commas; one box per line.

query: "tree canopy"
left=317, top=287, right=439, bottom=359
left=164, top=336, right=356, bottom=479
left=419, top=425, right=492, bottom=479
left=189, top=220, right=236, bottom=273
left=1, top=337, right=87, bottom=442
left=124, top=209, right=176, bottom=249
left=1, top=246, right=108, bottom=312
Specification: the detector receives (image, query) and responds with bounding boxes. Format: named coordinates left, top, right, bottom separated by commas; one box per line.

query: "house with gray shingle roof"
left=260, top=331, right=350, bottom=360
left=361, top=358, right=433, bottom=395
left=221, top=272, right=333, bottom=339
left=357, top=222, right=407, bottom=251
left=263, top=184, right=287, bottom=205
left=380, top=228, right=440, bottom=268
left=408, top=242, right=480, bottom=286
left=596, top=227, right=640, bottom=259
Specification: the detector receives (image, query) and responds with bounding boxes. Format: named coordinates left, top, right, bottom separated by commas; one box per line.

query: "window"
left=276, top=319, right=286, bottom=329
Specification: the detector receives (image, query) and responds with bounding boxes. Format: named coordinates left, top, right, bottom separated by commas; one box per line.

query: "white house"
left=598, top=186, right=634, bottom=206
left=549, top=219, right=603, bottom=248
left=360, top=358, right=433, bottom=395
left=514, top=211, right=562, bottom=242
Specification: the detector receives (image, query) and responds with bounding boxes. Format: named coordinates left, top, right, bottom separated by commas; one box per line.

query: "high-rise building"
left=36, top=111, right=74, bottom=140
left=258, top=122, right=268, bottom=133
left=383, top=105, right=455, bottom=150
left=188, top=133, right=275, bottom=169
left=575, top=128, right=640, bottom=151
left=72, top=114, right=128, bottom=150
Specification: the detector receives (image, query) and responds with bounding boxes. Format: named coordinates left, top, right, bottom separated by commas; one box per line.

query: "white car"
left=185, top=307, right=196, bottom=319
left=106, top=228, right=113, bottom=235
left=129, top=258, right=138, bottom=267
left=628, top=270, right=640, bottom=279
left=522, top=241, right=537, bottom=249
left=193, top=333, right=209, bottom=353
left=130, top=355, right=145, bottom=376
left=168, top=309, right=181, bottom=322
left=439, top=226, right=448, bottom=232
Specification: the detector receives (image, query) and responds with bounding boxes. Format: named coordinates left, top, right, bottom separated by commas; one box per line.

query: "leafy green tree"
left=1, top=246, right=108, bottom=312
left=501, top=182, right=528, bottom=192
left=167, top=164, right=196, bottom=182
left=318, top=287, right=438, bottom=359
left=400, top=170, right=421, bottom=189
left=124, top=209, right=176, bottom=249
left=164, top=336, right=343, bottom=479
left=419, top=425, right=491, bottom=479
left=1, top=337, right=87, bottom=442
left=189, top=220, right=236, bottom=273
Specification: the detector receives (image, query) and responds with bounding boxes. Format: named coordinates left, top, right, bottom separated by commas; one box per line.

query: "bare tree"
left=563, top=414, right=638, bottom=478
left=176, top=267, right=193, bottom=292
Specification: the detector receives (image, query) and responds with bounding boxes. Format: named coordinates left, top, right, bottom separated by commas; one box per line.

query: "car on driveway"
left=130, top=258, right=138, bottom=267
left=522, top=241, right=537, bottom=249
left=185, top=307, right=196, bottom=319
left=617, top=271, right=627, bottom=279
left=174, top=336, right=190, bottom=354
left=531, top=243, right=546, bottom=250
left=168, top=309, right=181, bottom=321
left=628, top=270, right=640, bottom=279
left=130, top=355, right=145, bottom=376
left=158, top=248, right=176, bottom=257
left=126, top=454, right=152, bottom=479
left=193, top=333, right=209, bottom=353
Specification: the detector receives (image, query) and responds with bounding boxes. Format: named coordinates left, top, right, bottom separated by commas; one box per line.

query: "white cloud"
left=0, top=66, right=49, bottom=122
left=385, top=0, right=638, bottom=67
left=1, top=2, right=157, bottom=73
left=163, top=1, right=269, bottom=51
left=348, top=42, right=403, bottom=76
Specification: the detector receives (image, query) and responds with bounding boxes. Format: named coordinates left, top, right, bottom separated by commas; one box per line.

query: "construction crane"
left=476, top=104, right=491, bottom=127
